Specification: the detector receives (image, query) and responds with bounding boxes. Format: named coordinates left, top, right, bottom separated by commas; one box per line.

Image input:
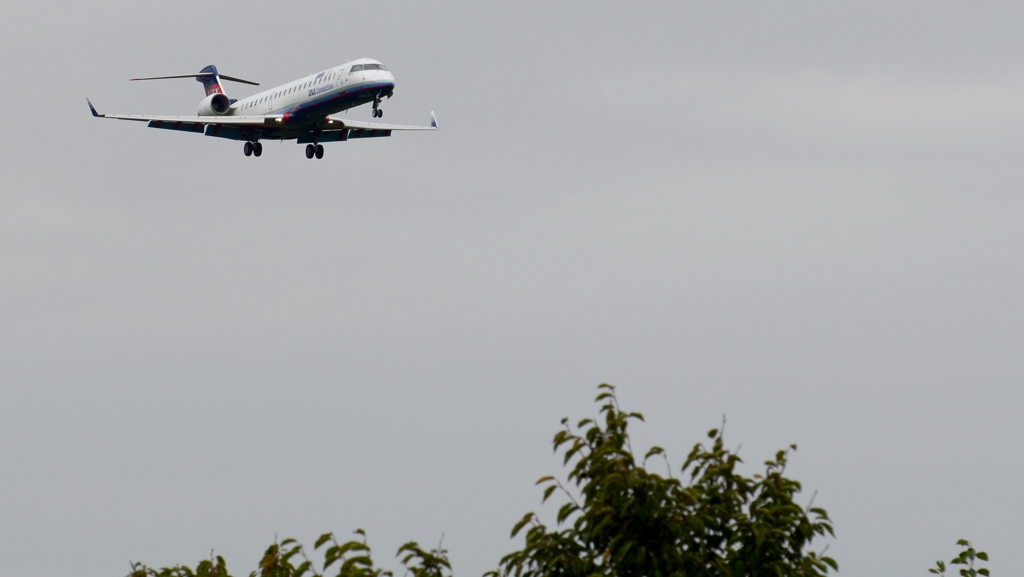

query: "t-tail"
left=128, top=67, right=259, bottom=95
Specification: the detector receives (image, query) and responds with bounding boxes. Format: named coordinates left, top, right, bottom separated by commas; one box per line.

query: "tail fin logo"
left=197, top=65, right=225, bottom=96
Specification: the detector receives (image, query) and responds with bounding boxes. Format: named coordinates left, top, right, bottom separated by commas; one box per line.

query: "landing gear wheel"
left=305, top=144, right=315, bottom=159
left=315, top=144, right=324, bottom=159
left=376, top=109, right=383, bottom=118
left=253, top=142, right=263, bottom=157
left=244, top=142, right=253, bottom=156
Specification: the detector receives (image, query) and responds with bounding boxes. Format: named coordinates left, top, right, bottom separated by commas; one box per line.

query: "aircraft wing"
left=100, top=114, right=269, bottom=125
left=88, top=106, right=265, bottom=126
left=327, top=111, right=439, bottom=131
left=88, top=98, right=276, bottom=125
left=87, top=99, right=438, bottom=141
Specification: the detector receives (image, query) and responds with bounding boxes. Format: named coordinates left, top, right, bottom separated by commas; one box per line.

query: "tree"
left=124, top=384, right=990, bottom=577
left=125, top=531, right=451, bottom=577
left=930, top=540, right=990, bottom=577
left=488, top=384, right=836, bottom=577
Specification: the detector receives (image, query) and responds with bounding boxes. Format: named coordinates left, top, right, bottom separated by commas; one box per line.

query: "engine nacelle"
left=198, top=93, right=231, bottom=116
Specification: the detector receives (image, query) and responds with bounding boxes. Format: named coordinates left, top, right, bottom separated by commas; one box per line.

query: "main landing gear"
left=305, top=143, right=325, bottom=159
left=243, top=141, right=263, bottom=157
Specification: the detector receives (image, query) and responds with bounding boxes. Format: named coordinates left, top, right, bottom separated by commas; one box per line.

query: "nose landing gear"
left=372, top=96, right=383, bottom=118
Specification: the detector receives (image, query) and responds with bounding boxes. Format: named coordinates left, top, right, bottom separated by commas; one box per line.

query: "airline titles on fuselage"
left=309, top=84, right=335, bottom=97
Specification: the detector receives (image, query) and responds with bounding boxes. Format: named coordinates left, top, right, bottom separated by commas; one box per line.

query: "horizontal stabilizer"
left=130, top=72, right=259, bottom=86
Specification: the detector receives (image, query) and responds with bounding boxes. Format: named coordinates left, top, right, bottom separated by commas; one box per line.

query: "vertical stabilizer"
left=198, top=65, right=226, bottom=96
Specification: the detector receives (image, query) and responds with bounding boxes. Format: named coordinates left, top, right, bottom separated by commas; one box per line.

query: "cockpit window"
left=350, top=64, right=363, bottom=73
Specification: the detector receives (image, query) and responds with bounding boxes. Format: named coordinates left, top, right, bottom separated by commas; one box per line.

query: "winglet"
left=86, top=98, right=102, bottom=117
left=430, top=111, right=438, bottom=129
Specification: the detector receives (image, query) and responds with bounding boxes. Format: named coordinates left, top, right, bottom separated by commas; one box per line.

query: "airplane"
left=87, top=59, right=437, bottom=159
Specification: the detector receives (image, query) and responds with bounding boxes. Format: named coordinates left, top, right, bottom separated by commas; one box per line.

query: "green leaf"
left=542, top=485, right=557, bottom=503
left=511, top=513, right=534, bottom=537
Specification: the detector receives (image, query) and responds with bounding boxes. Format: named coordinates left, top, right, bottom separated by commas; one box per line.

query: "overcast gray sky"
left=1, top=1, right=1022, bottom=575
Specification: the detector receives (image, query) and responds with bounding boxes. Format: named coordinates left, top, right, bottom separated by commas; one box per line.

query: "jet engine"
left=198, top=93, right=231, bottom=116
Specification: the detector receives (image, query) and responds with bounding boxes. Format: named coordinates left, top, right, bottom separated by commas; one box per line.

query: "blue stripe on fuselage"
left=284, top=81, right=394, bottom=119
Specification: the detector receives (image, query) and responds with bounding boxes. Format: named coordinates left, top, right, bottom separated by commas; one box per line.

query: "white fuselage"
left=229, top=58, right=396, bottom=119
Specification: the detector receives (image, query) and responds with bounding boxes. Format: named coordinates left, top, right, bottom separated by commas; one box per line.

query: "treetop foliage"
left=487, top=384, right=836, bottom=577
left=126, top=531, right=451, bottom=577
left=123, top=384, right=990, bottom=577
left=930, top=540, right=990, bottom=577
